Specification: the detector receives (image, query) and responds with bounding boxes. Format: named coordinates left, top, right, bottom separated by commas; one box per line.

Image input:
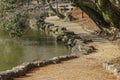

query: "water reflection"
left=0, top=31, right=23, bottom=71
left=0, top=29, right=70, bottom=71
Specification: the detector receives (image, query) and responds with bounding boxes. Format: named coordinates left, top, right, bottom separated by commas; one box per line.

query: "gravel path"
left=14, top=16, right=120, bottom=80
left=45, top=16, right=89, bottom=34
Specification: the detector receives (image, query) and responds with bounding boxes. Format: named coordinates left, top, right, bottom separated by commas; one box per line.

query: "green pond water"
left=0, top=29, right=70, bottom=71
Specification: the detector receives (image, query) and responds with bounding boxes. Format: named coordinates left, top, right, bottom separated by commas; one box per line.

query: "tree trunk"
left=72, top=0, right=120, bottom=30
left=49, top=4, right=65, bottom=19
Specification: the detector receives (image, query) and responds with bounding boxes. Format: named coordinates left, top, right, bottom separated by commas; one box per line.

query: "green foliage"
left=0, top=0, right=31, bottom=37
left=36, top=14, right=46, bottom=30
left=1, top=13, right=29, bottom=37
left=0, top=0, right=20, bottom=11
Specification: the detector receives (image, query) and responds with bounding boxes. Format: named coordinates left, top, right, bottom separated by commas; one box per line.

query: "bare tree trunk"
left=49, top=4, right=65, bottom=19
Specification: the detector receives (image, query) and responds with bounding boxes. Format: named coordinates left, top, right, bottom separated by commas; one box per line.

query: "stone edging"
left=103, top=58, right=120, bottom=80
left=42, top=22, right=96, bottom=55
left=0, top=55, right=78, bottom=80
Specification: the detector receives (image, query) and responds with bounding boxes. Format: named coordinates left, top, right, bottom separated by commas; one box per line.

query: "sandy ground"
left=14, top=17, right=120, bottom=80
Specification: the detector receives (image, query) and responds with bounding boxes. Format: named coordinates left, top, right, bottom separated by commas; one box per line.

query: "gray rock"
left=64, top=31, right=75, bottom=36
left=61, top=27, right=67, bottom=31
left=103, top=62, right=109, bottom=70
left=107, top=65, right=116, bottom=72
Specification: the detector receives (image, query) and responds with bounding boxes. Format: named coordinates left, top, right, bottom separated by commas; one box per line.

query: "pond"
left=0, top=29, right=70, bottom=71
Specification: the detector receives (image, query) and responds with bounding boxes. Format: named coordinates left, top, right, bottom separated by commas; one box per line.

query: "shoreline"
left=0, top=20, right=96, bottom=80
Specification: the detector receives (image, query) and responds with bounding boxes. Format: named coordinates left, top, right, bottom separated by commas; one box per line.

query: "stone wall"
left=42, top=22, right=96, bottom=55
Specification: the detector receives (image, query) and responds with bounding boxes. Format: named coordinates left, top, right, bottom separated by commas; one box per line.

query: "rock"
left=33, top=61, right=42, bottom=67
left=83, top=39, right=93, bottom=43
left=64, top=31, right=75, bottom=36
left=74, top=34, right=81, bottom=39
left=54, top=26, right=59, bottom=28
left=0, top=70, right=13, bottom=80
left=51, top=27, right=58, bottom=32
left=72, top=41, right=96, bottom=55
left=116, top=32, right=120, bottom=38
left=49, top=57, right=61, bottom=64
left=58, top=55, right=78, bottom=61
left=62, top=36, right=68, bottom=43
left=58, top=56, right=68, bottom=61
left=84, top=45, right=96, bottom=53
left=107, top=65, right=116, bottom=72
left=103, top=61, right=110, bottom=70
left=66, top=38, right=75, bottom=47
left=114, top=68, right=120, bottom=80
left=114, top=68, right=120, bottom=76
left=47, top=24, right=54, bottom=30
left=103, top=58, right=120, bottom=80
left=56, top=35, right=64, bottom=41
left=61, top=27, right=67, bottom=31
left=56, top=28, right=59, bottom=32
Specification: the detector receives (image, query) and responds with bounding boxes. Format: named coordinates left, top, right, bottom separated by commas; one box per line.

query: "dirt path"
left=14, top=17, right=120, bottom=80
